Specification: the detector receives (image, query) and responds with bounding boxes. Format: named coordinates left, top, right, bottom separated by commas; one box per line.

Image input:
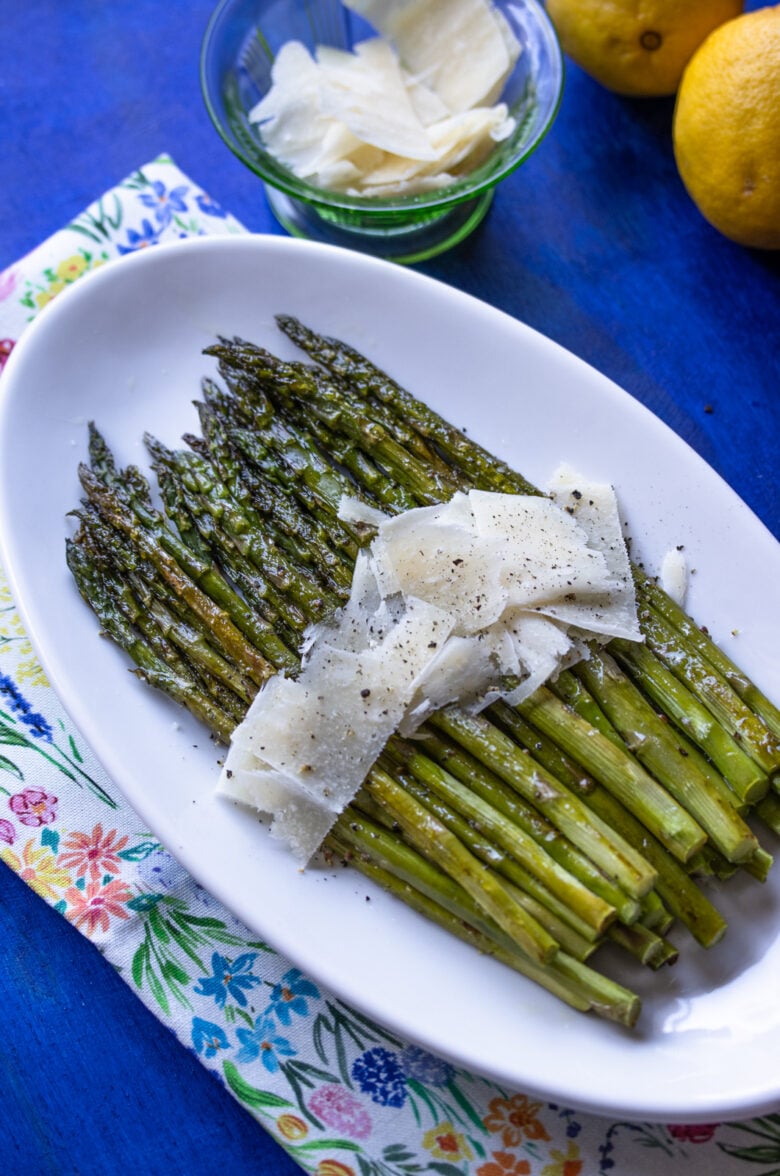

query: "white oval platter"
left=0, top=235, right=779, bottom=1122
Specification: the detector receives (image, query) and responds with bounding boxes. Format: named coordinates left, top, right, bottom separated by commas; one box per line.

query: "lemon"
left=673, top=6, right=780, bottom=249
left=545, top=0, right=744, bottom=96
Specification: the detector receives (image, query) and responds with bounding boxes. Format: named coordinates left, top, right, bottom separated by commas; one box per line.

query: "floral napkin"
left=1, top=155, right=778, bottom=1176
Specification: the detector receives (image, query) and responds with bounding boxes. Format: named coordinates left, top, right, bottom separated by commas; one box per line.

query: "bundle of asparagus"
left=66, top=316, right=780, bottom=1028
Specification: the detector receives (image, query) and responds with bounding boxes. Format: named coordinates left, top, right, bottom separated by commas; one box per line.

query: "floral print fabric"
left=0, top=155, right=778, bottom=1175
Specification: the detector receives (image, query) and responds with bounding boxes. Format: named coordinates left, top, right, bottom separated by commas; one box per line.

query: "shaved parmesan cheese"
left=221, top=591, right=455, bottom=862
left=660, top=547, right=688, bottom=606
left=337, top=495, right=389, bottom=529
left=544, top=465, right=642, bottom=641
left=248, top=0, right=520, bottom=196
left=220, top=475, right=641, bottom=863
left=344, top=0, right=520, bottom=112
left=250, top=44, right=389, bottom=188
left=250, top=43, right=334, bottom=177
left=353, top=173, right=460, bottom=199
left=317, top=39, right=438, bottom=161
left=469, top=491, right=616, bottom=610
left=354, top=103, right=513, bottom=194
left=400, top=627, right=518, bottom=733
left=371, top=500, right=507, bottom=631
left=501, top=613, right=576, bottom=705
left=402, top=68, right=451, bottom=127
left=218, top=744, right=336, bottom=862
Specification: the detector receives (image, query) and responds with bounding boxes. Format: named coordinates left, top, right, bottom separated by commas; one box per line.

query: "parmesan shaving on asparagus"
left=219, top=473, right=641, bottom=862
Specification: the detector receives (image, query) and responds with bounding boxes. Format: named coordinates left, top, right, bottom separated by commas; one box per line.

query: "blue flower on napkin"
left=235, top=1015, right=296, bottom=1073
left=139, top=180, right=190, bottom=227
left=399, top=1045, right=454, bottom=1088
left=352, top=1047, right=407, bottom=1108
left=268, top=967, right=320, bottom=1025
left=117, top=219, right=161, bottom=255
left=0, top=672, right=53, bottom=741
left=191, top=1017, right=231, bottom=1059
left=195, top=192, right=228, bottom=219
left=134, top=845, right=185, bottom=892
left=194, top=950, right=262, bottom=1008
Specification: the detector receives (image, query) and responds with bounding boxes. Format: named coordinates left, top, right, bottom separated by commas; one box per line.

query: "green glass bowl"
left=201, top=0, right=564, bottom=263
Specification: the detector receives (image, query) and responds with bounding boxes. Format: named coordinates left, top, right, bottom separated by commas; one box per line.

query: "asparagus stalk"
left=144, top=438, right=346, bottom=613
left=66, top=536, right=236, bottom=743
left=231, top=419, right=380, bottom=522
left=271, top=325, right=779, bottom=793
left=222, top=341, right=743, bottom=799
left=67, top=321, right=780, bottom=1029
left=604, top=630, right=765, bottom=815
left=199, top=376, right=672, bottom=882
left=210, top=340, right=454, bottom=506
left=325, top=829, right=640, bottom=1025
left=572, top=650, right=758, bottom=863
left=247, top=388, right=420, bottom=516
left=547, top=669, right=760, bottom=884
left=204, top=348, right=752, bottom=917
left=153, top=454, right=308, bottom=656
left=488, top=696, right=730, bottom=945
left=757, top=793, right=780, bottom=836
left=195, top=400, right=360, bottom=571
left=82, top=430, right=644, bottom=965
left=380, top=743, right=619, bottom=934
left=606, top=922, right=679, bottom=970
left=231, top=357, right=752, bottom=907
left=352, top=786, right=602, bottom=949
left=78, top=465, right=277, bottom=687
left=87, top=420, right=154, bottom=509
left=129, top=578, right=257, bottom=708
left=70, top=430, right=658, bottom=1020
left=207, top=366, right=696, bottom=884
left=429, top=708, right=657, bottom=900
left=220, top=334, right=453, bottom=477
left=512, top=685, right=707, bottom=864
left=393, top=733, right=640, bottom=925
left=209, top=341, right=463, bottom=505
left=639, top=890, right=674, bottom=935
left=81, top=452, right=259, bottom=697
left=336, top=806, right=597, bottom=961
left=198, top=338, right=752, bottom=926
left=609, top=636, right=769, bottom=806
left=75, top=496, right=268, bottom=712
left=273, top=315, right=538, bottom=497
left=634, top=566, right=780, bottom=741
left=637, top=602, right=780, bottom=778
left=78, top=450, right=606, bottom=967
left=364, top=766, right=560, bottom=965
left=742, top=846, right=774, bottom=883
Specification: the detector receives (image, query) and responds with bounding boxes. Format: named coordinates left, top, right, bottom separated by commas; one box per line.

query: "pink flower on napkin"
left=0, top=270, right=17, bottom=302
left=8, top=786, right=57, bottom=826
left=308, top=1085, right=372, bottom=1140
left=668, top=1123, right=719, bottom=1144
left=0, top=818, right=15, bottom=846
left=57, top=822, right=129, bottom=881
left=64, top=877, right=132, bottom=935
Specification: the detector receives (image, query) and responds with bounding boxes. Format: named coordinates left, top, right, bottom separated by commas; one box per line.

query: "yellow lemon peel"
left=546, top=0, right=744, bottom=96
left=673, top=5, right=780, bottom=250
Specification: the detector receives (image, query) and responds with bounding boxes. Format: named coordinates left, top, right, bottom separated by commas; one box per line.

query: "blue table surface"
left=1, top=2, right=778, bottom=1173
